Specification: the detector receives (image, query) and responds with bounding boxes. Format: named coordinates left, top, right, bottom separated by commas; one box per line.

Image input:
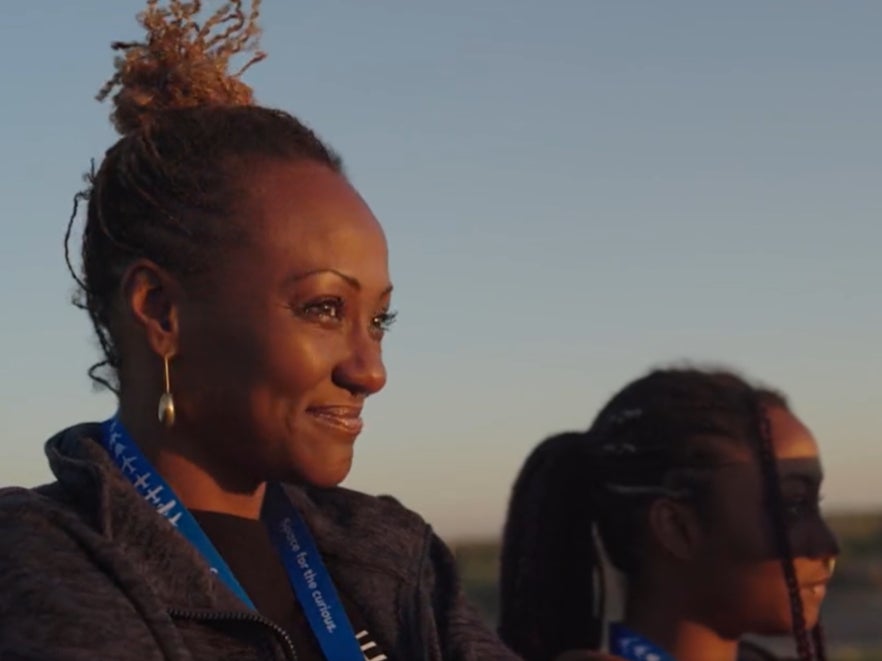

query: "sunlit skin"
left=622, top=406, right=839, bottom=661
left=112, top=161, right=393, bottom=519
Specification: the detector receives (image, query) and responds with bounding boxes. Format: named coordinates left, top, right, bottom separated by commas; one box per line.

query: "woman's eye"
left=784, top=495, right=822, bottom=519
left=372, top=310, right=398, bottom=334
left=299, top=297, right=344, bottom=322
left=785, top=501, right=806, bottom=518
left=296, top=300, right=396, bottom=336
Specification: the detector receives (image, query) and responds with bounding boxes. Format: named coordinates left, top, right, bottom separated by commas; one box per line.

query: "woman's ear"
left=648, top=498, right=704, bottom=562
left=120, top=259, right=182, bottom=359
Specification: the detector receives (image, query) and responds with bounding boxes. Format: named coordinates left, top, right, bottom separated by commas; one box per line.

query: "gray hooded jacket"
left=0, top=424, right=519, bottom=661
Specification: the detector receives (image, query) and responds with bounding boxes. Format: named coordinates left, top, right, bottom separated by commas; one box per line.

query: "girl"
left=499, top=368, right=838, bottom=661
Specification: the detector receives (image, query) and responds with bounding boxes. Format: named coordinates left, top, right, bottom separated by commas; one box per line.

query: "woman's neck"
left=622, top=586, right=738, bottom=661
left=149, top=449, right=267, bottom=519
left=117, top=404, right=266, bottom=520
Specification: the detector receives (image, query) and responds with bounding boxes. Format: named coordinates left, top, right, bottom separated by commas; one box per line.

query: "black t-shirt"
left=192, top=510, right=388, bottom=661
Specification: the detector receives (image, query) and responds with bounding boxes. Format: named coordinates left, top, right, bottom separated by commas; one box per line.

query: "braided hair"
left=498, top=367, right=825, bottom=661
left=64, top=0, right=342, bottom=392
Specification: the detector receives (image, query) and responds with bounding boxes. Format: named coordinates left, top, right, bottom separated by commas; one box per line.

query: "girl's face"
left=688, top=406, right=839, bottom=637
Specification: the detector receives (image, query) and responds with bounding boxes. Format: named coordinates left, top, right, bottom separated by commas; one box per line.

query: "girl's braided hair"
left=498, top=367, right=824, bottom=661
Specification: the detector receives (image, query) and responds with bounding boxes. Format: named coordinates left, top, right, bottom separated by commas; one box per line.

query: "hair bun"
left=97, top=0, right=266, bottom=135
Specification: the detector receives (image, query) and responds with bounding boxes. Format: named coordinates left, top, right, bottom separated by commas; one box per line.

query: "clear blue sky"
left=1, top=2, right=879, bottom=539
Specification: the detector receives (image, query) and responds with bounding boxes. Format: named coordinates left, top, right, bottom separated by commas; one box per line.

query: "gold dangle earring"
left=158, top=354, right=176, bottom=428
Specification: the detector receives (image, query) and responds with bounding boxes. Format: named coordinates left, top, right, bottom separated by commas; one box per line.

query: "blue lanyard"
left=609, top=623, right=677, bottom=661
left=99, top=416, right=365, bottom=661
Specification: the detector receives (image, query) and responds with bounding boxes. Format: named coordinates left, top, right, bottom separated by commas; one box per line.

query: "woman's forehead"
left=766, top=406, right=820, bottom=460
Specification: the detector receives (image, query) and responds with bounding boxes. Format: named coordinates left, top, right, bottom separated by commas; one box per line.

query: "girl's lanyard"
left=100, top=416, right=365, bottom=661
left=609, top=623, right=677, bottom=661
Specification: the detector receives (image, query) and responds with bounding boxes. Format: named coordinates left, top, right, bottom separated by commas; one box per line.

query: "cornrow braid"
left=753, top=400, right=817, bottom=661
left=65, top=0, right=343, bottom=392
left=812, top=623, right=827, bottom=661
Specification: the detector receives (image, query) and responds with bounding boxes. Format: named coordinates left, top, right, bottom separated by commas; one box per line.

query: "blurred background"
left=1, top=2, right=879, bottom=658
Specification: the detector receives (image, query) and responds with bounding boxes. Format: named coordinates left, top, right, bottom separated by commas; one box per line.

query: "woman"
left=0, top=2, right=515, bottom=659
left=498, top=368, right=839, bottom=661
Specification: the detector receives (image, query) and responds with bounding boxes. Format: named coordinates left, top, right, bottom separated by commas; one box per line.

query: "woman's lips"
left=306, top=406, right=364, bottom=436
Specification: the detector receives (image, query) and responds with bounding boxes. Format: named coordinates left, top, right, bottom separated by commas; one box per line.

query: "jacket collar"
left=44, top=423, right=430, bottom=607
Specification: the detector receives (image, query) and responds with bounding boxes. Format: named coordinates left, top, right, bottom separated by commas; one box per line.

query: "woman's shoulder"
left=0, top=425, right=106, bottom=535
left=0, top=485, right=170, bottom=659
left=0, top=482, right=124, bottom=608
left=0, top=482, right=93, bottom=560
left=0, top=481, right=74, bottom=525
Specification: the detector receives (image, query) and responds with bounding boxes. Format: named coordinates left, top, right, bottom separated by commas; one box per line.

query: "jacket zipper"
left=409, top=526, right=435, bottom=661
left=168, top=608, right=299, bottom=661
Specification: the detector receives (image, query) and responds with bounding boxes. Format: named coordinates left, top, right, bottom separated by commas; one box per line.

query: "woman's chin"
left=749, top=611, right=817, bottom=638
left=761, top=605, right=821, bottom=635
left=801, top=607, right=822, bottom=631
left=293, top=454, right=354, bottom=489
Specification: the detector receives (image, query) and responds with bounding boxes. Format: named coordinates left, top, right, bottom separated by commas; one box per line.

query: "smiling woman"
left=0, top=1, right=515, bottom=660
